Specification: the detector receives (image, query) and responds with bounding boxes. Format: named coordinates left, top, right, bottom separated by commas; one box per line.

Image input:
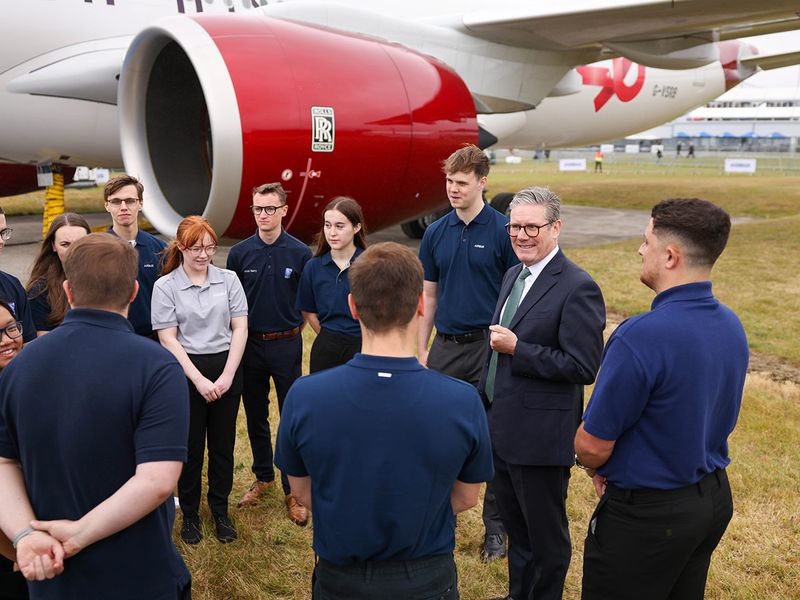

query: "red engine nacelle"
left=119, top=14, right=477, bottom=241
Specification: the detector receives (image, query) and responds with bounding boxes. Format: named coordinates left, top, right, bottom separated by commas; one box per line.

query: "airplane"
left=1, top=0, right=800, bottom=242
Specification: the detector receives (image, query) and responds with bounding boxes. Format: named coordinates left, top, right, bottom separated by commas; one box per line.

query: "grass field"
left=3, top=155, right=799, bottom=598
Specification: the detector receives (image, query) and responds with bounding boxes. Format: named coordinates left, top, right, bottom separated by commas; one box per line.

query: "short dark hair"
left=442, top=144, right=490, bottom=178
left=63, top=234, right=139, bottom=310
left=104, top=174, right=144, bottom=202
left=252, top=182, right=287, bottom=204
left=348, top=242, right=423, bottom=333
left=651, top=198, right=731, bottom=267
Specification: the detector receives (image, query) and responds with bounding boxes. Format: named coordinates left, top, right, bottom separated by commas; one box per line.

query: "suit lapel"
left=508, top=251, right=564, bottom=330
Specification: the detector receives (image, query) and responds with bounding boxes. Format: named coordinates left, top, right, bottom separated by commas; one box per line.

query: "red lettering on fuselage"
left=577, top=58, right=646, bottom=112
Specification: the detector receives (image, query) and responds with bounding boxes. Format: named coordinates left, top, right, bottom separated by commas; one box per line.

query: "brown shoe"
left=237, top=480, right=273, bottom=508
left=285, top=494, right=309, bottom=527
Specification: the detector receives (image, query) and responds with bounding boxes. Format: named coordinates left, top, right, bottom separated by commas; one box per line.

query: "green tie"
left=485, top=267, right=531, bottom=403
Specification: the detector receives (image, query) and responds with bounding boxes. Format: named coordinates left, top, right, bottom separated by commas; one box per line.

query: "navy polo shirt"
left=582, top=282, right=748, bottom=490
left=0, top=270, right=36, bottom=342
left=295, top=248, right=363, bottom=337
left=27, top=279, right=55, bottom=332
left=227, top=229, right=312, bottom=332
left=0, top=308, right=190, bottom=599
left=275, top=354, right=494, bottom=565
left=419, top=204, right=518, bottom=335
left=109, top=228, right=166, bottom=336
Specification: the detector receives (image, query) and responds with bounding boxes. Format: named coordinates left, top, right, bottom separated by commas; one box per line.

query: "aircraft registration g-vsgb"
left=1, top=0, right=800, bottom=240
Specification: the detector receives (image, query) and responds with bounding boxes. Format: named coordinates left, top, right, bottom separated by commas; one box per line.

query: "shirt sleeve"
left=418, top=228, right=439, bottom=282
left=274, top=388, right=309, bottom=477
left=227, top=272, right=248, bottom=318
left=8, top=277, right=36, bottom=343
left=457, top=392, right=495, bottom=483
left=295, top=260, right=318, bottom=313
left=134, top=358, right=190, bottom=464
left=582, top=334, right=652, bottom=442
left=27, top=281, right=54, bottom=332
left=150, top=278, right=178, bottom=330
left=0, top=371, right=19, bottom=460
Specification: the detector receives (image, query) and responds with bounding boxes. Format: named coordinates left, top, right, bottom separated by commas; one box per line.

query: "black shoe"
left=480, top=533, right=507, bottom=562
left=213, top=514, right=238, bottom=543
left=180, top=518, right=202, bottom=545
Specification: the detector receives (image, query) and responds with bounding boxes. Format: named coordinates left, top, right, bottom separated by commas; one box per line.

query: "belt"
left=436, top=330, right=487, bottom=344
left=605, top=469, right=727, bottom=504
left=249, top=326, right=301, bottom=341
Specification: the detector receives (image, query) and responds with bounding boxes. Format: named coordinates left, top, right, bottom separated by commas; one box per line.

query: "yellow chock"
left=42, top=171, right=65, bottom=238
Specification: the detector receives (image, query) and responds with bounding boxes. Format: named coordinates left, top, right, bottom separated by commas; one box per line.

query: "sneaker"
left=480, top=533, right=507, bottom=562
left=237, top=480, right=273, bottom=508
left=285, top=494, right=309, bottom=527
left=213, top=514, right=238, bottom=543
left=180, top=518, right=202, bottom=545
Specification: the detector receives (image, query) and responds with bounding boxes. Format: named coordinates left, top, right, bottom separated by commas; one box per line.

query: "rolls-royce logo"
left=311, top=106, right=335, bottom=152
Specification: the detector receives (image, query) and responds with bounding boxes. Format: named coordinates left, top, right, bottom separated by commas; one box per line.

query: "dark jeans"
left=309, top=328, right=361, bottom=374
left=179, top=351, right=242, bottom=519
left=427, top=333, right=504, bottom=538
left=313, top=554, right=458, bottom=600
left=242, top=334, right=303, bottom=495
left=582, top=469, right=733, bottom=600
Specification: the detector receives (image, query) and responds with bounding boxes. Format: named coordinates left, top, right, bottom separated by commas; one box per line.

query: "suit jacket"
left=478, top=249, right=606, bottom=467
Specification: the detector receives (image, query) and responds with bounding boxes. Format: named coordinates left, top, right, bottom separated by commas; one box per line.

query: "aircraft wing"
left=741, top=50, right=800, bottom=71
left=459, top=1, right=800, bottom=67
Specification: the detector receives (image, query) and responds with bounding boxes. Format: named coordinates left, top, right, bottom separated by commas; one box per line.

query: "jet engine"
left=118, top=14, right=477, bottom=241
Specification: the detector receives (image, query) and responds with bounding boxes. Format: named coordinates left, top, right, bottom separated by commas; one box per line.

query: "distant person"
left=594, top=150, right=603, bottom=172
left=26, top=213, right=90, bottom=334
left=296, top=197, right=366, bottom=373
left=676, top=142, right=682, bottom=156
left=276, top=242, right=494, bottom=600
left=575, top=198, right=748, bottom=600
left=418, top=144, right=517, bottom=562
left=687, top=142, right=695, bottom=158
left=0, top=234, right=192, bottom=598
left=227, top=183, right=312, bottom=527
left=656, top=148, right=663, bottom=162
left=0, top=300, right=28, bottom=600
left=478, top=187, right=605, bottom=600
left=152, top=216, right=248, bottom=545
left=104, top=175, right=166, bottom=337
left=0, top=207, right=36, bottom=344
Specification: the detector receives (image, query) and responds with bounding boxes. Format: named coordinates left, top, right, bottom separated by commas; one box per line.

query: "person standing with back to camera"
left=296, top=197, right=367, bottom=373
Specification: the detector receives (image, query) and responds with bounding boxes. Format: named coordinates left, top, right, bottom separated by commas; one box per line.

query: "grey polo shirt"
left=151, top=264, right=248, bottom=355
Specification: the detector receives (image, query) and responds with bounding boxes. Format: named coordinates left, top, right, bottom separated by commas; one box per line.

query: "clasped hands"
left=13, top=518, right=87, bottom=581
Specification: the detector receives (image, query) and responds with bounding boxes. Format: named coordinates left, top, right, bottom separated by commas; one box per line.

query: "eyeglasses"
left=0, top=228, right=13, bottom=241
left=185, top=245, right=217, bottom=257
left=0, top=321, right=23, bottom=340
left=251, top=205, right=285, bottom=216
left=505, top=222, right=554, bottom=238
left=107, top=197, right=141, bottom=207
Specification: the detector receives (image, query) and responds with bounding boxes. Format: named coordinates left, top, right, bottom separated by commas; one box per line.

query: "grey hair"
left=509, top=187, right=561, bottom=222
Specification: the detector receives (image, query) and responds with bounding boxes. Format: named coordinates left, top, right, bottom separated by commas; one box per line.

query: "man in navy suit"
left=479, top=187, right=605, bottom=600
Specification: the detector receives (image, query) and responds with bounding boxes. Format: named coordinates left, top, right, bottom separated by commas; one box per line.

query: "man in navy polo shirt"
left=418, top=144, right=518, bottom=561
left=0, top=234, right=191, bottom=599
left=276, top=242, right=494, bottom=599
left=104, top=174, right=166, bottom=337
left=227, top=182, right=312, bottom=525
left=575, top=198, right=748, bottom=600
left=0, top=207, right=36, bottom=343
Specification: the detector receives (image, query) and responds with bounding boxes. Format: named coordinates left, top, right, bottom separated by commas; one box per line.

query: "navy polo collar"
left=62, top=308, right=135, bottom=332
left=321, top=246, right=364, bottom=266
left=446, top=202, right=494, bottom=227
left=651, top=281, right=714, bottom=310
left=348, top=353, right=425, bottom=372
left=254, top=229, right=288, bottom=249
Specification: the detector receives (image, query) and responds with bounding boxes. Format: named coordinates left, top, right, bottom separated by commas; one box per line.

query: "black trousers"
left=427, top=333, right=505, bottom=538
left=582, top=469, right=733, bottom=600
left=242, top=334, right=303, bottom=495
left=309, top=328, right=361, bottom=374
left=179, top=352, right=242, bottom=519
left=313, top=554, right=458, bottom=600
left=492, top=452, right=571, bottom=600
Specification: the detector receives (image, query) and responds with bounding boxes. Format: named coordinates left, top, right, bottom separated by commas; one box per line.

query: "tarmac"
left=0, top=205, right=656, bottom=282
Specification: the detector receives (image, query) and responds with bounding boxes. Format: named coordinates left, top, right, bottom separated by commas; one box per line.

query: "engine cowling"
left=119, top=14, right=477, bottom=241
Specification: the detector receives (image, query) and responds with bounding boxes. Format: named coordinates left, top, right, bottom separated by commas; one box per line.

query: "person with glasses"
left=0, top=207, right=36, bottom=345
left=104, top=175, right=167, bottom=338
left=297, top=196, right=367, bottom=373
left=151, top=216, right=248, bottom=545
left=226, top=183, right=313, bottom=525
left=25, top=213, right=90, bottom=335
left=417, top=145, right=518, bottom=562
left=0, top=300, right=28, bottom=600
left=477, top=187, right=605, bottom=600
